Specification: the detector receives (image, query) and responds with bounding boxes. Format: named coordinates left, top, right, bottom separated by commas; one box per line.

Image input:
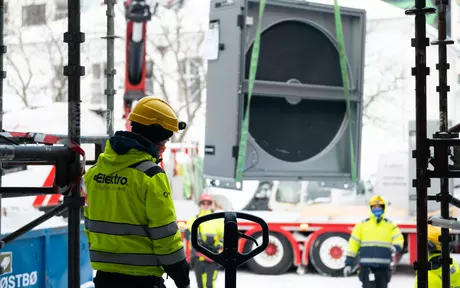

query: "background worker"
left=414, top=224, right=460, bottom=287
left=343, top=195, right=404, bottom=288
left=84, top=97, right=190, bottom=288
left=185, top=193, right=224, bottom=288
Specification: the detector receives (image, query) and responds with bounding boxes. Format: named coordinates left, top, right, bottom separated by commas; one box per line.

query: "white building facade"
left=2, top=0, right=208, bottom=141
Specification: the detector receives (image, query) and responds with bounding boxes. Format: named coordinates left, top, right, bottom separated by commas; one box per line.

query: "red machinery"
left=123, top=0, right=153, bottom=131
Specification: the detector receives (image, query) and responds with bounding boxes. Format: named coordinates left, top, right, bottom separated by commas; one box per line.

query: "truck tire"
left=309, top=232, right=349, bottom=277
left=245, top=232, right=293, bottom=275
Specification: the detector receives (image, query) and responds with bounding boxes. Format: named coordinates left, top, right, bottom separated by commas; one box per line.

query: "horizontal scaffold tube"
left=430, top=215, right=460, bottom=230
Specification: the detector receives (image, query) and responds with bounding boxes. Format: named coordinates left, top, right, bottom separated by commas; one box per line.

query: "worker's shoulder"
left=382, top=218, right=399, bottom=227
left=359, top=218, right=396, bottom=225
left=383, top=218, right=393, bottom=223
left=128, top=160, right=166, bottom=178
left=360, top=217, right=370, bottom=223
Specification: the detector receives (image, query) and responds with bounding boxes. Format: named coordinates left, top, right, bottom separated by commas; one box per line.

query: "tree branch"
left=5, top=31, right=33, bottom=107
left=42, top=21, right=67, bottom=102
left=145, top=6, right=206, bottom=142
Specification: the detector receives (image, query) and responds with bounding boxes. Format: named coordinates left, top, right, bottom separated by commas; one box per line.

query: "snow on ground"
left=79, top=255, right=421, bottom=288
left=79, top=268, right=415, bottom=288
left=77, top=245, right=460, bottom=288
left=172, top=270, right=415, bottom=288
left=79, top=252, right=460, bottom=288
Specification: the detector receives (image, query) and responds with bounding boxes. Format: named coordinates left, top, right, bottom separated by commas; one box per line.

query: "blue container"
left=0, top=224, right=93, bottom=288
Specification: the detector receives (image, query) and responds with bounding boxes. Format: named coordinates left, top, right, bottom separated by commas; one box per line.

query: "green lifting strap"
left=333, top=0, right=357, bottom=184
left=235, top=0, right=266, bottom=183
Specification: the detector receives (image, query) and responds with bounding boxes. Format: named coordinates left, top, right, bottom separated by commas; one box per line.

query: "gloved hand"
left=163, top=259, right=190, bottom=288
left=343, top=266, right=353, bottom=277
left=391, top=245, right=401, bottom=254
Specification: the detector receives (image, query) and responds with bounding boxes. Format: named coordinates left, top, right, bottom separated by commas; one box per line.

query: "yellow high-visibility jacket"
left=186, top=210, right=224, bottom=262
left=83, top=131, right=185, bottom=277
left=414, top=253, right=460, bottom=288
left=345, top=204, right=404, bottom=267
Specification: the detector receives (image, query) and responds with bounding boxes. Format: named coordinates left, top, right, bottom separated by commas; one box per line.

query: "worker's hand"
left=163, top=259, right=190, bottom=288
left=343, top=266, right=352, bottom=277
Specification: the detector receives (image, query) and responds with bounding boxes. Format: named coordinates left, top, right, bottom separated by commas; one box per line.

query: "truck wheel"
left=309, top=232, right=349, bottom=277
left=245, top=232, right=293, bottom=275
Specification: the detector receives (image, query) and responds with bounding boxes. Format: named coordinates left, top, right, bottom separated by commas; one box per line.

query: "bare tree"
left=4, top=1, right=68, bottom=107
left=5, top=31, right=34, bottom=108
left=361, top=22, right=406, bottom=129
left=362, top=60, right=405, bottom=128
left=42, top=22, right=68, bottom=102
left=147, top=7, right=206, bottom=142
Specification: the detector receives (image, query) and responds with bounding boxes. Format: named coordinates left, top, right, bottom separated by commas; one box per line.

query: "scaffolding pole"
left=405, top=0, right=436, bottom=287
left=103, top=0, right=118, bottom=136
left=0, top=0, right=6, bottom=236
left=430, top=1, right=455, bottom=287
left=65, top=0, right=84, bottom=286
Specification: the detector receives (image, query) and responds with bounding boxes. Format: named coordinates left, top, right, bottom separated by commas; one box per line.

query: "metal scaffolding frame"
left=0, top=0, right=117, bottom=287
left=406, top=0, right=460, bottom=287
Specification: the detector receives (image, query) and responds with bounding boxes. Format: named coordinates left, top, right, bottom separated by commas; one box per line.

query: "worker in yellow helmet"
left=84, top=97, right=190, bottom=288
left=343, top=195, right=404, bottom=288
left=414, top=225, right=460, bottom=287
left=184, top=193, right=224, bottom=288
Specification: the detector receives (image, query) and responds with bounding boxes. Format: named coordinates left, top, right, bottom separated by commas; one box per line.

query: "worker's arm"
left=345, top=222, right=362, bottom=266
left=214, top=219, right=225, bottom=251
left=184, top=216, right=196, bottom=241
left=391, top=224, right=404, bottom=253
left=217, top=219, right=224, bottom=240
left=146, top=173, right=190, bottom=288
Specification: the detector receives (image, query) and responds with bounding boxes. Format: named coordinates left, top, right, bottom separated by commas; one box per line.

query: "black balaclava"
left=131, top=122, right=173, bottom=144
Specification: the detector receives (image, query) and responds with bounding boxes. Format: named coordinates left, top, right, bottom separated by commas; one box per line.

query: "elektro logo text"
left=94, top=173, right=128, bottom=185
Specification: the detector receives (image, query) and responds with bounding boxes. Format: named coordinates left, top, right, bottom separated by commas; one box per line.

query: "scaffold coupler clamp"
left=53, top=139, right=87, bottom=208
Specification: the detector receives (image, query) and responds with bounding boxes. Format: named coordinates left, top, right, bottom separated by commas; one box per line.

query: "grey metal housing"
left=204, top=0, right=366, bottom=188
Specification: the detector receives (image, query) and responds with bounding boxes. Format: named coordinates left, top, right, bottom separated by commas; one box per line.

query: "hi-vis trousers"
left=194, top=260, right=219, bottom=288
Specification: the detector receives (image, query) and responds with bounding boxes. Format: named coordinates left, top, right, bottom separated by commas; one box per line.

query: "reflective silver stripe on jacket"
left=360, top=258, right=392, bottom=264
left=346, top=251, right=357, bottom=257
left=148, top=222, right=180, bottom=240
left=134, top=161, right=157, bottom=172
left=360, top=241, right=392, bottom=248
left=85, top=218, right=179, bottom=240
left=392, top=233, right=402, bottom=240
left=350, top=235, right=360, bottom=243
left=90, top=247, right=186, bottom=266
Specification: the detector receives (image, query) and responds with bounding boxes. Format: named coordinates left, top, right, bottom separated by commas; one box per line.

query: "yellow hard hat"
left=428, top=225, right=442, bottom=251
left=369, top=195, right=386, bottom=207
left=128, top=96, right=186, bottom=133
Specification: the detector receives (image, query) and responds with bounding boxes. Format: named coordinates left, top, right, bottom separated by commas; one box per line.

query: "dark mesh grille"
left=245, top=20, right=343, bottom=86
left=244, top=20, right=346, bottom=162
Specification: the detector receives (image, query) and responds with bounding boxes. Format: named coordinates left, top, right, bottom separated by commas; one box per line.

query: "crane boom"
left=123, top=0, right=152, bottom=131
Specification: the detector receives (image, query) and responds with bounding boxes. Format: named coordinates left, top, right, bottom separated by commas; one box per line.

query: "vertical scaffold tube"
left=414, top=4, right=429, bottom=286
left=105, top=0, right=117, bottom=136
left=432, top=1, right=454, bottom=287
left=0, top=0, right=5, bottom=235
left=65, top=0, right=84, bottom=287
left=405, top=0, right=435, bottom=287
